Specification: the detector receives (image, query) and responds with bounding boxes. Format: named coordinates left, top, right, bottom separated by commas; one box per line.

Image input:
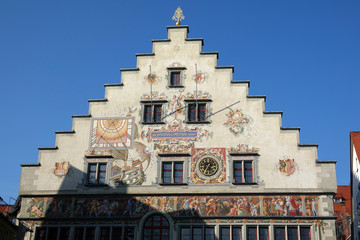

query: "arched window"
left=143, top=214, right=170, bottom=240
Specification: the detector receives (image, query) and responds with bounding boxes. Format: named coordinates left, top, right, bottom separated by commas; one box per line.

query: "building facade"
left=333, top=185, right=351, bottom=240
left=18, top=25, right=337, bottom=240
left=351, top=132, right=360, bottom=240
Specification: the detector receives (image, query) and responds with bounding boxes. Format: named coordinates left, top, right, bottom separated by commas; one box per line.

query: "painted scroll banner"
left=90, top=118, right=134, bottom=149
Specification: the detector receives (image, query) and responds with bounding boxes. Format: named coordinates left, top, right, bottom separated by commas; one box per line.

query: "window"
left=187, top=102, right=208, bottom=123
left=247, top=226, right=269, bottom=240
left=274, top=226, right=311, bottom=240
left=220, top=226, right=242, bottom=240
left=143, top=214, right=170, bottom=240
left=170, top=71, right=181, bottom=86
left=143, top=104, right=163, bottom=123
left=233, top=160, right=253, bottom=183
left=180, top=226, right=215, bottom=240
left=36, top=226, right=135, bottom=240
left=161, top=162, right=184, bottom=184
left=167, top=67, right=185, bottom=87
left=88, top=163, right=107, bottom=185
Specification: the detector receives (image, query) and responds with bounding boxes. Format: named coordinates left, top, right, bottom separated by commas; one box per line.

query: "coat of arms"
left=279, top=158, right=295, bottom=176
left=54, top=161, right=70, bottom=177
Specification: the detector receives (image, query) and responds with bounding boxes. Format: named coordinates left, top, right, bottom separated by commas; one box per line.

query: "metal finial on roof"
left=172, top=6, right=185, bottom=26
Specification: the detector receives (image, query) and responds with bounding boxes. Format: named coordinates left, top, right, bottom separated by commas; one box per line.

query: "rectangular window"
left=143, top=104, right=163, bottom=123
left=161, top=162, right=184, bottom=184
left=232, top=227, right=242, bottom=240
left=180, top=226, right=215, bottom=240
left=247, top=227, right=257, bottom=240
left=87, top=163, right=107, bottom=185
left=170, top=72, right=181, bottom=86
left=100, top=227, right=110, bottom=240
left=300, top=227, right=311, bottom=240
left=233, top=161, right=253, bottom=183
left=220, top=226, right=242, bottom=240
left=287, top=227, right=298, bottom=240
left=259, top=227, right=269, bottom=240
left=188, top=103, right=207, bottom=122
left=35, top=228, right=46, bottom=240
left=220, top=227, right=230, bottom=240
left=274, top=227, right=285, bottom=240
left=59, top=227, right=70, bottom=240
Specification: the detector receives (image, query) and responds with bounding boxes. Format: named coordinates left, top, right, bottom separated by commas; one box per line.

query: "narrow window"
left=287, top=227, right=298, bottom=240
left=174, top=162, right=184, bottom=183
left=232, top=227, right=242, bottom=240
left=180, top=227, right=191, bottom=240
left=247, top=227, right=257, bottom=240
left=111, top=227, right=122, bottom=239
left=75, top=227, right=84, bottom=240
left=59, top=227, right=70, bottom=240
left=234, top=162, right=243, bottom=183
left=220, top=227, right=230, bottom=240
left=85, top=227, right=96, bottom=240
left=274, top=227, right=285, bottom=240
left=162, top=163, right=172, bottom=184
left=204, top=227, right=215, bottom=240
left=100, top=227, right=110, bottom=240
left=193, top=227, right=203, bottom=239
left=300, top=227, right=311, bottom=240
left=244, top=161, right=253, bottom=182
left=259, top=227, right=269, bottom=240
left=170, top=72, right=181, bottom=86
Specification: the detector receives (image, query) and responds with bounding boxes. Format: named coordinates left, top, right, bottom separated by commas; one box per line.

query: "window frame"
left=167, top=67, right=186, bottom=88
left=185, top=99, right=212, bottom=124
left=158, top=154, right=189, bottom=185
left=85, top=159, right=110, bottom=186
left=179, top=225, right=215, bottom=240
left=141, top=100, right=167, bottom=125
left=220, top=225, right=242, bottom=240
left=229, top=153, right=259, bottom=185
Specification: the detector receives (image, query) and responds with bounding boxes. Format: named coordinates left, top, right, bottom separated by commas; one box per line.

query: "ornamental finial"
left=172, top=6, right=185, bottom=26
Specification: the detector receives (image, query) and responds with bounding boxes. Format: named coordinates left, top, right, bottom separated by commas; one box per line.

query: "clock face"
left=199, top=157, right=219, bottom=176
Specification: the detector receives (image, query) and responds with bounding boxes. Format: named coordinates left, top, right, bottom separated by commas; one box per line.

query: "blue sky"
left=0, top=0, right=359, bottom=203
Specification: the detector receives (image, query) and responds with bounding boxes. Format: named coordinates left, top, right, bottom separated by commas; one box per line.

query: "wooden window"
left=170, top=71, right=181, bottom=86
left=143, top=104, right=163, bottom=123
left=188, top=103, right=207, bottom=122
left=259, top=227, right=269, bottom=240
left=87, top=163, right=107, bottom=185
left=233, top=160, right=253, bottom=183
left=161, top=162, right=184, bottom=184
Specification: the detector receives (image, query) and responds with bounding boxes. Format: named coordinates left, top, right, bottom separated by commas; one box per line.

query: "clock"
left=195, top=154, right=223, bottom=181
left=199, top=157, right=219, bottom=176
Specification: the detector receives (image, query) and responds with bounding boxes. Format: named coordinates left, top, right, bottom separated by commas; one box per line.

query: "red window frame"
left=144, top=104, right=162, bottom=123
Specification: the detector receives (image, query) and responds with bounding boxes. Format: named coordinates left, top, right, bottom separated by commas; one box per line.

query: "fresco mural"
left=193, top=71, right=208, bottom=84
left=53, top=161, right=70, bottom=177
left=191, top=148, right=226, bottom=184
left=185, top=90, right=211, bottom=100
left=90, top=118, right=134, bottom=149
left=141, top=122, right=212, bottom=154
left=279, top=158, right=296, bottom=176
left=227, top=144, right=260, bottom=154
left=145, top=73, right=159, bottom=84
left=167, top=91, right=184, bottom=120
left=25, top=195, right=320, bottom=219
left=224, top=109, right=255, bottom=136
left=141, top=92, right=167, bottom=101
left=109, top=141, right=151, bottom=185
